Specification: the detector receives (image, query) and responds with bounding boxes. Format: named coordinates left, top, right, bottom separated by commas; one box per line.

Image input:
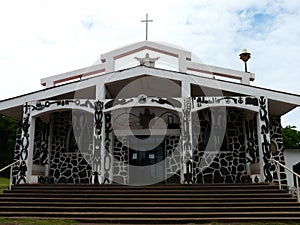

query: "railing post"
left=276, top=161, right=282, bottom=190
left=271, top=158, right=300, bottom=202
left=296, top=174, right=300, bottom=203
left=0, top=161, right=19, bottom=191
left=9, top=166, right=13, bottom=191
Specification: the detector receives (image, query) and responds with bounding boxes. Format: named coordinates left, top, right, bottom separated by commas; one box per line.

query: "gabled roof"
left=40, top=41, right=255, bottom=87
left=0, top=66, right=299, bottom=120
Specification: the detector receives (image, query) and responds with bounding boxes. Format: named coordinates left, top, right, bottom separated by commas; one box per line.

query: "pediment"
left=40, top=41, right=255, bottom=88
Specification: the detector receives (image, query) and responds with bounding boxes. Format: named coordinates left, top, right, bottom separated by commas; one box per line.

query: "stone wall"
left=112, top=136, right=129, bottom=185
left=48, top=111, right=92, bottom=184
left=269, top=115, right=287, bottom=186
left=165, top=135, right=181, bottom=183
left=193, top=108, right=247, bottom=183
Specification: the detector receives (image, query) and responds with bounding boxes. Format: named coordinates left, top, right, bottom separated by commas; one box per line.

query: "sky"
left=0, top=0, right=300, bottom=128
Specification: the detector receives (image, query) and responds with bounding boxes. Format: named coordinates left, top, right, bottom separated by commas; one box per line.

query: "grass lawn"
left=0, top=177, right=9, bottom=194
left=211, top=222, right=300, bottom=225
left=0, top=218, right=78, bottom=225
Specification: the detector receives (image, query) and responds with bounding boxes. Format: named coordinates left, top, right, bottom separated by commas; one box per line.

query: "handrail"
left=0, top=160, right=19, bottom=173
left=0, top=160, right=20, bottom=190
left=270, top=158, right=300, bottom=203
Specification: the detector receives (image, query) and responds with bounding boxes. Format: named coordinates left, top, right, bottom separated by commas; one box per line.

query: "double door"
left=128, top=136, right=165, bottom=185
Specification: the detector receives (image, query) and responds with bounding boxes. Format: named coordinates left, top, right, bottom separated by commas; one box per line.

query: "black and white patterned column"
left=103, top=112, right=113, bottom=184
left=11, top=123, right=22, bottom=186
left=15, top=103, right=33, bottom=184
left=92, top=100, right=103, bottom=184
left=181, top=98, right=193, bottom=184
left=257, top=96, right=272, bottom=183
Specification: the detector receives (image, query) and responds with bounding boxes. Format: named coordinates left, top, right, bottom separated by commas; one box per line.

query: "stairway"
left=0, top=183, right=300, bottom=224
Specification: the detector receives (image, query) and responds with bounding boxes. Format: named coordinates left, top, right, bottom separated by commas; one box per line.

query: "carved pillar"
left=181, top=97, right=193, bottom=184
left=102, top=112, right=113, bottom=184
left=92, top=100, right=103, bottom=184
left=257, top=96, right=272, bottom=183
left=14, top=102, right=35, bottom=184
left=11, top=122, right=22, bottom=186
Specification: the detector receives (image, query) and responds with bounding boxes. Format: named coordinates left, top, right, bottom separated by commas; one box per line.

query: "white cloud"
left=0, top=0, right=300, bottom=128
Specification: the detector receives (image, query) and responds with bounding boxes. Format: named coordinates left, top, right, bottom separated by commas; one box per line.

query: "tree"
left=282, top=125, right=300, bottom=149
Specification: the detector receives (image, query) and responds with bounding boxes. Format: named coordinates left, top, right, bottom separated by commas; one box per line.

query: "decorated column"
left=92, top=100, right=113, bottom=184
left=13, top=102, right=35, bottom=184
left=102, top=112, right=113, bottom=184
left=181, top=97, right=193, bottom=184
left=257, top=96, right=272, bottom=183
left=92, top=100, right=103, bottom=184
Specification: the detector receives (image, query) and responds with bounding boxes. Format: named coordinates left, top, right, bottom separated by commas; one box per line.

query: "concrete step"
left=0, top=205, right=300, bottom=212
left=4, top=216, right=300, bottom=224
left=1, top=211, right=300, bottom=218
left=11, top=183, right=279, bottom=190
left=0, top=196, right=296, bottom=202
left=1, top=192, right=292, bottom=199
left=0, top=201, right=297, bottom=207
left=4, top=188, right=285, bottom=194
left=0, top=184, right=298, bottom=224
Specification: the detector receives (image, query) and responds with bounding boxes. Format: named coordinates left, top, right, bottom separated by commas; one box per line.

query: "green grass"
left=210, top=222, right=300, bottom=225
left=0, top=177, right=9, bottom=194
left=0, top=218, right=78, bottom=225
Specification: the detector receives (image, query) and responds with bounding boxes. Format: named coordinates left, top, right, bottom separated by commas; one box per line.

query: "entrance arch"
left=110, top=106, right=181, bottom=185
left=192, top=107, right=257, bottom=184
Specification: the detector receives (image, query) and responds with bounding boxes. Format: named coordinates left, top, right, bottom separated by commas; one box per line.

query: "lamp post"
left=239, top=49, right=251, bottom=73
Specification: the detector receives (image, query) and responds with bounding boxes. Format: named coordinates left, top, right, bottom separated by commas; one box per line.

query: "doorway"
left=129, top=136, right=165, bottom=185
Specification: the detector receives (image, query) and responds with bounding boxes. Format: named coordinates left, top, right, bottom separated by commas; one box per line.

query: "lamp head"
left=239, top=49, right=251, bottom=63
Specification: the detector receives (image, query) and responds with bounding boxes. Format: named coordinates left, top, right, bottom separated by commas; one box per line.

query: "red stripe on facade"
left=114, top=46, right=179, bottom=60
left=187, top=67, right=242, bottom=81
left=53, top=68, right=105, bottom=85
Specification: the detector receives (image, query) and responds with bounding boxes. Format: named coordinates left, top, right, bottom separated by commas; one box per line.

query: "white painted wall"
left=284, top=149, right=300, bottom=188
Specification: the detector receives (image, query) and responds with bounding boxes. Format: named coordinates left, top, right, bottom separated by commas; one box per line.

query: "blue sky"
left=0, top=0, right=300, bottom=128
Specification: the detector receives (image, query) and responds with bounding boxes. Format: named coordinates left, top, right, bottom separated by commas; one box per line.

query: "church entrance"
left=128, top=136, right=165, bottom=185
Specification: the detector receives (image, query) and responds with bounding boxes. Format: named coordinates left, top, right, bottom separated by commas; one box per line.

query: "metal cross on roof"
left=141, top=13, right=153, bottom=41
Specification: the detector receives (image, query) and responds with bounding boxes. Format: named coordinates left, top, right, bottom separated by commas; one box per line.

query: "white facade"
left=0, top=41, right=299, bottom=186
left=284, top=149, right=300, bottom=188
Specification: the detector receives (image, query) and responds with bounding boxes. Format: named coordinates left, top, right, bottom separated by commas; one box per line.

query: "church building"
left=1, top=41, right=300, bottom=188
